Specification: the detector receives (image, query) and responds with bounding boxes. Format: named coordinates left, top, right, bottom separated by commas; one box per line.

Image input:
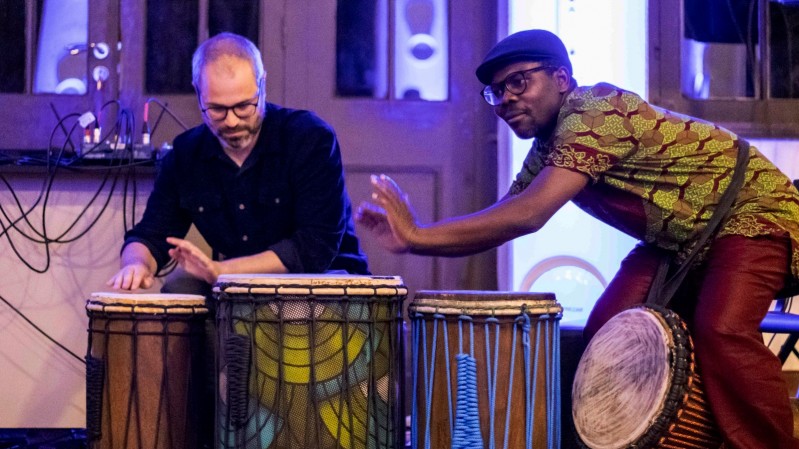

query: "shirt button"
left=274, top=197, right=280, bottom=204
left=198, top=206, right=204, bottom=212
left=242, top=235, right=248, bottom=242
left=239, top=203, right=245, bottom=210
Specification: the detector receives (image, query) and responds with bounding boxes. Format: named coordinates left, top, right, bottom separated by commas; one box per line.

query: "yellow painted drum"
left=409, top=290, right=562, bottom=449
left=214, top=274, right=407, bottom=449
left=85, top=292, right=209, bottom=449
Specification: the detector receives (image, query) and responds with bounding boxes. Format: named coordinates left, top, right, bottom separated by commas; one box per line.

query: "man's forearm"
left=217, top=250, right=289, bottom=276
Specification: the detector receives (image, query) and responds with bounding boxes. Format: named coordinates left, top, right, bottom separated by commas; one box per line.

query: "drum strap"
left=646, top=139, right=751, bottom=307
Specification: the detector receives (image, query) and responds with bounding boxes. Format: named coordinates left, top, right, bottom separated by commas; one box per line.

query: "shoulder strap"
left=646, top=139, right=751, bottom=307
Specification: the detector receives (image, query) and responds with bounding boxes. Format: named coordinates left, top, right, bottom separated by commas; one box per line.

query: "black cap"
left=476, top=29, right=572, bottom=85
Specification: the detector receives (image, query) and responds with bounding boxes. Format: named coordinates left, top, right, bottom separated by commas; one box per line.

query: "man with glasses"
left=109, top=32, right=369, bottom=293
left=357, top=29, right=799, bottom=448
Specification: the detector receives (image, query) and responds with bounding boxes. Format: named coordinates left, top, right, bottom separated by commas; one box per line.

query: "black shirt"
left=124, top=102, right=369, bottom=275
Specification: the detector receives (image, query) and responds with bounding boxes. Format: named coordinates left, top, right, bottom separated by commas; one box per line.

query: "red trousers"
left=584, top=234, right=799, bottom=449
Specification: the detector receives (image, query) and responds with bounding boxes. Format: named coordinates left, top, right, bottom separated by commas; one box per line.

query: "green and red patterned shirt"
left=510, top=83, right=799, bottom=279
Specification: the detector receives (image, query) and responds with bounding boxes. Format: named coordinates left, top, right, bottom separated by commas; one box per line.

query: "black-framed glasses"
left=199, top=78, right=263, bottom=121
left=481, top=66, right=552, bottom=105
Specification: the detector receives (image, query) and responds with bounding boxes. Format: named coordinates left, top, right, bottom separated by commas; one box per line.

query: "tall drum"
left=214, top=274, right=407, bottom=449
left=85, top=292, right=210, bottom=449
left=409, top=290, right=562, bottom=449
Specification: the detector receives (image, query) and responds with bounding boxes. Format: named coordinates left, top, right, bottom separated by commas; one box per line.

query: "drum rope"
left=519, top=313, right=537, bottom=449
left=411, top=313, right=420, bottom=448
left=155, top=318, right=171, bottom=449
left=126, top=320, right=140, bottom=448
left=543, top=318, right=552, bottom=448
left=443, top=318, right=454, bottom=435
left=502, top=316, right=520, bottom=449
left=423, top=313, right=439, bottom=449
left=542, top=316, right=557, bottom=449
left=551, top=318, right=561, bottom=449
left=85, top=354, right=104, bottom=441
left=452, top=353, right=484, bottom=448
left=225, top=333, right=251, bottom=428
left=484, top=317, right=500, bottom=449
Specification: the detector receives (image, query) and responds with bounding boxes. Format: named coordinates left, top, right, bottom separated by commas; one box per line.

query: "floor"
left=0, top=429, right=87, bottom=449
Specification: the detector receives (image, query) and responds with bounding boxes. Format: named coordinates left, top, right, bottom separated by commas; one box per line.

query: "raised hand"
left=355, top=174, right=419, bottom=254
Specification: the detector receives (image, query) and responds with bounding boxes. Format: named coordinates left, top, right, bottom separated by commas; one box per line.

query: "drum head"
left=214, top=274, right=407, bottom=296
left=410, top=290, right=560, bottom=316
left=572, top=306, right=676, bottom=449
left=86, top=292, right=208, bottom=314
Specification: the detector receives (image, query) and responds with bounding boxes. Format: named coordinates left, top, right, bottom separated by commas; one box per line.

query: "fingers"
left=107, top=265, right=154, bottom=291
left=167, top=238, right=217, bottom=285
left=167, top=237, right=211, bottom=266
left=369, top=174, right=410, bottom=216
left=370, top=174, right=402, bottom=200
left=355, top=201, right=387, bottom=228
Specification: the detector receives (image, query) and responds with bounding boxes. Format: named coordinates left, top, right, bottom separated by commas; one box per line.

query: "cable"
left=0, top=97, right=185, bottom=363
left=145, top=97, right=190, bottom=135
left=0, top=293, right=84, bottom=364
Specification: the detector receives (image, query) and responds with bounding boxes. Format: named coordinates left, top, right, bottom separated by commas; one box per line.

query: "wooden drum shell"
left=85, top=292, right=209, bottom=449
left=409, top=290, right=562, bottom=449
left=572, top=305, right=722, bottom=449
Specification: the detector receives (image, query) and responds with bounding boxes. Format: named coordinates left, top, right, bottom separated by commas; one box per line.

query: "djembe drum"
left=214, top=274, right=407, bottom=449
left=572, top=305, right=722, bottom=449
left=409, top=290, right=562, bottom=449
left=85, top=292, right=210, bottom=449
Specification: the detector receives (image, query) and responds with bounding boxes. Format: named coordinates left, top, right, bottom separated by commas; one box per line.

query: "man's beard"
left=216, top=121, right=262, bottom=151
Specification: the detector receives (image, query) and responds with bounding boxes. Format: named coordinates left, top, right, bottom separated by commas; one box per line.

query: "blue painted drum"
left=214, top=274, right=407, bottom=449
left=572, top=305, right=722, bottom=449
left=408, top=290, right=562, bottom=449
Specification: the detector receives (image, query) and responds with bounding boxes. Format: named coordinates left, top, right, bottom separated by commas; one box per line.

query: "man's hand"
left=166, top=237, right=221, bottom=285
left=107, top=263, right=155, bottom=290
left=355, top=174, right=419, bottom=254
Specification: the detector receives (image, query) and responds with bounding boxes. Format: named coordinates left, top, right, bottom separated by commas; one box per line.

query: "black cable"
left=0, top=100, right=167, bottom=362
left=0, top=104, right=140, bottom=271
left=0, top=293, right=84, bottom=364
left=145, top=97, right=190, bottom=135
left=49, top=102, right=76, bottom=155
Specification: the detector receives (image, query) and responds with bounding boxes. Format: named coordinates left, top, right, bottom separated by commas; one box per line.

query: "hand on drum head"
left=167, top=237, right=220, bottom=285
left=107, top=262, right=155, bottom=290
left=355, top=174, right=417, bottom=254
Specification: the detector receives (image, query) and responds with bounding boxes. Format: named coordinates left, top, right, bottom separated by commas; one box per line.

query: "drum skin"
left=85, top=292, right=209, bottom=449
left=572, top=305, right=722, bottom=449
left=409, top=290, right=562, bottom=449
left=214, top=274, right=407, bottom=449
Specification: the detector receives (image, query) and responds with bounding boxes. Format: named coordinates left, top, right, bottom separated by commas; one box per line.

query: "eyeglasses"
left=481, top=66, right=552, bottom=105
left=199, top=79, right=262, bottom=121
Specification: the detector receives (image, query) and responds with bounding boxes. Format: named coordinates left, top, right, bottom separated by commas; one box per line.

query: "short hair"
left=191, top=32, right=265, bottom=88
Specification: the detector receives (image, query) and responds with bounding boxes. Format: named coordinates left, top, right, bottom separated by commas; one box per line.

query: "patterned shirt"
left=509, top=83, right=799, bottom=279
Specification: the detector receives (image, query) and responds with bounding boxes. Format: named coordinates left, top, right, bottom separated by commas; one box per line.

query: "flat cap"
left=476, top=29, right=572, bottom=85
